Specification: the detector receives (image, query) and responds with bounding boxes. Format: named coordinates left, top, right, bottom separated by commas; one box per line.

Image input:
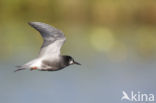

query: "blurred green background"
left=1, top=0, right=156, bottom=60
left=0, top=0, right=156, bottom=103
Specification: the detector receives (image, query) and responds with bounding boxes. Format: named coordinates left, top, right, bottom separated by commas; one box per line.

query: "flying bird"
left=15, top=22, right=81, bottom=72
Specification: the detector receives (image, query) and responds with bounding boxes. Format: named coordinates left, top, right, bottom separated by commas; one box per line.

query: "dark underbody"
left=40, top=67, right=65, bottom=71
left=41, top=55, right=71, bottom=71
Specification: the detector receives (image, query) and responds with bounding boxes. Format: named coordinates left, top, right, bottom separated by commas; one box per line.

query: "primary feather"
left=28, top=22, right=66, bottom=58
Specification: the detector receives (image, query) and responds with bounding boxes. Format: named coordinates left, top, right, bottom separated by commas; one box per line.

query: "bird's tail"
left=14, top=66, right=26, bottom=72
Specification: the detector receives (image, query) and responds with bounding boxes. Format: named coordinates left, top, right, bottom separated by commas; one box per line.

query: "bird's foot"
left=30, top=66, right=38, bottom=71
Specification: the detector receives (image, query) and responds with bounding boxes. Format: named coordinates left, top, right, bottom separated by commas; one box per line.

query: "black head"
left=63, top=56, right=81, bottom=66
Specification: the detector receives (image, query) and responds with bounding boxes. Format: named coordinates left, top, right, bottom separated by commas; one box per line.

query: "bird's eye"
left=69, top=60, right=74, bottom=64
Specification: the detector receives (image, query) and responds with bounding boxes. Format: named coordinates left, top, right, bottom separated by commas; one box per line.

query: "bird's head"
left=65, top=56, right=81, bottom=66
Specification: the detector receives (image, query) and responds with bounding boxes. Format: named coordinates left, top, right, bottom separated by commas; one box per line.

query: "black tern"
left=15, top=22, right=81, bottom=72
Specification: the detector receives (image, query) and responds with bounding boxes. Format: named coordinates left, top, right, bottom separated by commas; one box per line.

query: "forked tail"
left=14, top=66, right=26, bottom=72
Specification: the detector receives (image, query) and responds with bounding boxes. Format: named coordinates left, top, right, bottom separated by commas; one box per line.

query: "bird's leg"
left=30, top=66, right=38, bottom=71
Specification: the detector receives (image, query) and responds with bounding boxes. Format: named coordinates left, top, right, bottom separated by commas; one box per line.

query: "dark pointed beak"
left=74, top=61, right=81, bottom=65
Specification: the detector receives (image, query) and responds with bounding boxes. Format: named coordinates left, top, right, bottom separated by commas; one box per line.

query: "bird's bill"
left=73, top=61, right=81, bottom=65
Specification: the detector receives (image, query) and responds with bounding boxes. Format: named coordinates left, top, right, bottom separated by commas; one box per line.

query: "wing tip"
left=28, top=21, right=48, bottom=25
left=28, top=21, right=32, bottom=25
left=28, top=22, right=38, bottom=26
left=28, top=22, right=52, bottom=30
left=14, top=66, right=26, bottom=72
left=28, top=22, right=36, bottom=28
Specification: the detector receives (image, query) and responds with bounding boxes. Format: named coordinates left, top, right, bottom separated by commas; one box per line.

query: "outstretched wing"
left=28, top=22, right=66, bottom=58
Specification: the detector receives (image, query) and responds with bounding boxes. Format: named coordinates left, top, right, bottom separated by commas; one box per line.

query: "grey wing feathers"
left=28, top=22, right=66, bottom=48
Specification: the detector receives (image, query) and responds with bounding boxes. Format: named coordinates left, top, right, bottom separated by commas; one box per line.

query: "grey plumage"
left=15, top=22, right=80, bottom=72
left=28, top=22, right=66, bottom=48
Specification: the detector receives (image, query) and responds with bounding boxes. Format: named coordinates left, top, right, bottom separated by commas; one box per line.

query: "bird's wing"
left=28, top=22, right=66, bottom=58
